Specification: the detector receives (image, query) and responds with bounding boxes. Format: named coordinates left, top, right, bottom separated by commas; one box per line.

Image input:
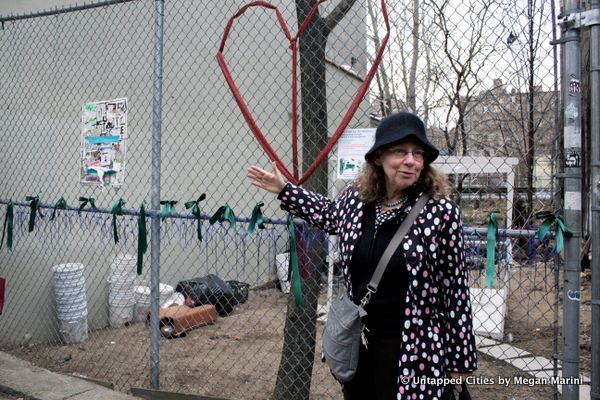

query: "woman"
left=247, top=112, right=477, bottom=400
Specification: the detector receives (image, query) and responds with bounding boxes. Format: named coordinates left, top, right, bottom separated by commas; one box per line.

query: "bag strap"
left=360, top=194, right=430, bottom=306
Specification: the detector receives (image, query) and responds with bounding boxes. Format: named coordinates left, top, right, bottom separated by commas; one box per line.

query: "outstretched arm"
left=248, top=162, right=347, bottom=235
left=247, top=162, right=286, bottom=194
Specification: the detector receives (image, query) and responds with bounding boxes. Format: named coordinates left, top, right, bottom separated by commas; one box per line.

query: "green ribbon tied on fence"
left=1, top=200, right=13, bottom=251
left=247, top=201, right=265, bottom=234
left=25, top=196, right=43, bottom=232
left=160, top=200, right=178, bottom=221
left=78, top=197, right=97, bottom=212
left=209, top=203, right=236, bottom=229
left=485, top=212, right=498, bottom=289
left=184, top=194, right=206, bottom=241
left=286, top=214, right=304, bottom=307
left=535, top=210, right=573, bottom=254
left=51, top=197, right=68, bottom=221
left=137, top=202, right=147, bottom=275
left=111, top=198, right=126, bottom=244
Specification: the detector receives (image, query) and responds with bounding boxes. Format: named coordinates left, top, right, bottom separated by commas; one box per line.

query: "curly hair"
left=352, top=160, right=451, bottom=203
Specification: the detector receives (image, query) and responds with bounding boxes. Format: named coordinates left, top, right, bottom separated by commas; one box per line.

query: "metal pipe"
left=149, top=0, right=165, bottom=390
left=1, top=198, right=548, bottom=238
left=589, top=0, right=600, bottom=398
left=0, top=0, right=138, bottom=22
left=561, top=0, right=583, bottom=398
left=0, top=199, right=298, bottom=226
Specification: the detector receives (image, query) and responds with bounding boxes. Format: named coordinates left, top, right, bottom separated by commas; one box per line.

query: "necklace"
left=381, top=197, right=405, bottom=207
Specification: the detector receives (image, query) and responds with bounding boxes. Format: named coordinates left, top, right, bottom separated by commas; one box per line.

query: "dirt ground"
left=502, top=263, right=592, bottom=378
left=7, top=264, right=592, bottom=400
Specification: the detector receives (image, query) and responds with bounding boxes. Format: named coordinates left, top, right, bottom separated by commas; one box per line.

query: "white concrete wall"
left=0, top=0, right=372, bottom=345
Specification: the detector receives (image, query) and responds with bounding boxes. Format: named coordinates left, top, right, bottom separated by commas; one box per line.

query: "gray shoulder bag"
left=322, top=195, right=430, bottom=383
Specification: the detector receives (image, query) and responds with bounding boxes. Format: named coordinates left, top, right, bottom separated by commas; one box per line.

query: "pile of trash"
left=152, top=274, right=249, bottom=339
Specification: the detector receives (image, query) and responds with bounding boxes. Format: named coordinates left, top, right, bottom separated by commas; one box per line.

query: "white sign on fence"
left=336, top=128, right=376, bottom=180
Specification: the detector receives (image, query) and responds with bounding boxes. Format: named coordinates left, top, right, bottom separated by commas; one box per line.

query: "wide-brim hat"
left=365, top=112, right=439, bottom=164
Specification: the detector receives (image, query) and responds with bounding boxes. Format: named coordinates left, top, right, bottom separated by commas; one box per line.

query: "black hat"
left=365, top=112, right=439, bottom=164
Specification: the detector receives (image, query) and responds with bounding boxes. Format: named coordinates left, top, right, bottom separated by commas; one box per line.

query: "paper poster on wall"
left=80, top=98, right=127, bottom=187
left=336, top=128, right=376, bottom=180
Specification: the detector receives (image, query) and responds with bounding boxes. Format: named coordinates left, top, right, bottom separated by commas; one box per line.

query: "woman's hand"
left=247, top=162, right=286, bottom=194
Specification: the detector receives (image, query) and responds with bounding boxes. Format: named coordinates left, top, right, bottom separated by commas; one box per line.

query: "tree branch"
left=324, top=0, right=358, bottom=35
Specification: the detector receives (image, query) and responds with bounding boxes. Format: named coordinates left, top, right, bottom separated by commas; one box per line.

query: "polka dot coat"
left=278, top=183, right=477, bottom=400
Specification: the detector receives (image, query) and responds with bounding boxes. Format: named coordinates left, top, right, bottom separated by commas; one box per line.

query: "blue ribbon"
left=137, top=202, right=147, bottom=275
left=111, top=198, right=126, bottom=244
left=209, top=203, right=236, bottom=229
left=51, top=198, right=68, bottom=221
left=1, top=200, right=13, bottom=251
left=78, top=196, right=97, bottom=213
left=184, top=194, right=206, bottom=241
left=247, top=201, right=265, bottom=234
left=485, top=212, right=497, bottom=288
left=160, top=200, right=178, bottom=221
left=25, top=196, right=43, bottom=232
left=535, top=210, right=573, bottom=254
left=286, top=214, right=304, bottom=306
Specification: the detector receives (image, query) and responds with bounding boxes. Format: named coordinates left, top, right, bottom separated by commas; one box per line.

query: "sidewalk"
left=476, top=336, right=591, bottom=400
left=0, top=351, right=140, bottom=400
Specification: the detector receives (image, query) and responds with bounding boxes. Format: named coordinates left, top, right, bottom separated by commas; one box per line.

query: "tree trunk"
left=525, top=0, right=535, bottom=219
left=273, top=1, right=356, bottom=398
left=407, top=0, right=420, bottom=112
left=367, top=0, right=391, bottom=115
left=272, top=10, right=326, bottom=398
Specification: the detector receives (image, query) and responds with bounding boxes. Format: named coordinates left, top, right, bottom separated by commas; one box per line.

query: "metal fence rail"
left=0, top=0, right=590, bottom=399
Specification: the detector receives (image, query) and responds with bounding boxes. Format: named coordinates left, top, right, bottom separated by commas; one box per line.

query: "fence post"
left=149, top=0, right=165, bottom=390
left=561, top=0, right=582, bottom=399
left=589, top=1, right=600, bottom=398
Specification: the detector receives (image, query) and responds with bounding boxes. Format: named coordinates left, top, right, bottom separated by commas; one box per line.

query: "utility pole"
left=587, top=1, right=600, bottom=398
left=559, top=0, right=582, bottom=399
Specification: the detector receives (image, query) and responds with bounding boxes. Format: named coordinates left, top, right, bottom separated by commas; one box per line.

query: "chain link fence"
left=0, top=0, right=587, bottom=399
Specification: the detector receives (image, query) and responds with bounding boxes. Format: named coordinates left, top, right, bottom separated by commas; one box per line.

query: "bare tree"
left=463, top=0, right=557, bottom=224
left=272, top=1, right=358, bottom=399
left=502, top=0, right=556, bottom=222
left=365, top=0, right=439, bottom=122
left=427, top=0, right=498, bottom=156
left=367, top=0, right=392, bottom=116
left=406, top=0, right=421, bottom=112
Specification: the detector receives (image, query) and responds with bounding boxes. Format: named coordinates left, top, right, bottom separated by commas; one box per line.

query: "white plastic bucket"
left=52, top=263, right=88, bottom=343
left=108, top=282, right=134, bottom=325
left=107, top=254, right=137, bottom=327
left=55, top=286, right=86, bottom=304
left=159, top=283, right=174, bottom=302
left=160, top=292, right=185, bottom=308
left=54, top=274, right=85, bottom=290
left=133, top=284, right=175, bottom=322
left=275, top=253, right=290, bottom=294
left=109, top=254, right=137, bottom=279
left=59, top=318, right=88, bottom=344
left=134, top=286, right=151, bottom=322
left=109, top=303, right=134, bottom=327
left=57, top=301, right=88, bottom=321
left=108, top=278, right=134, bottom=296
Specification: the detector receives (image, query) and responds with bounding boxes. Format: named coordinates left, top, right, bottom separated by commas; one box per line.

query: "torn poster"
left=80, top=98, right=127, bottom=187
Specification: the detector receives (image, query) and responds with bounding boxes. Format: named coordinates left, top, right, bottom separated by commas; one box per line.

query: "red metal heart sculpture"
left=217, top=0, right=390, bottom=185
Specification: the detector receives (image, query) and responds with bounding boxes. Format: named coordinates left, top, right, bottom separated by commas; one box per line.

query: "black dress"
left=343, top=199, right=412, bottom=400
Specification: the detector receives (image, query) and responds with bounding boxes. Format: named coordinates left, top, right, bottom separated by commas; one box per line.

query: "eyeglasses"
left=384, top=147, right=427, bottom=161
